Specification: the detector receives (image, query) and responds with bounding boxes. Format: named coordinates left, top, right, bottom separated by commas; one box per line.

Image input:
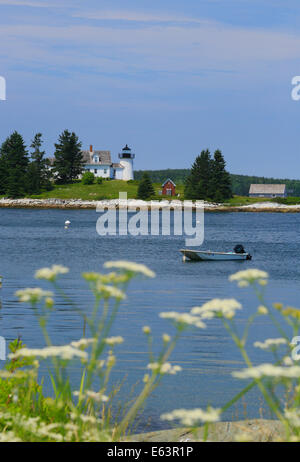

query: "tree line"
left=0, top=130, right=84, bottom=197
left=184, top=149, right=232, bottom=201
left=135, top=170, right=300, bottom=197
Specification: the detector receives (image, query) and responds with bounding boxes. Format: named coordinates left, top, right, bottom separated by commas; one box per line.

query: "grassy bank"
left=2, top=180, right=300, bottom=205
left=27, top=180, right=185, bottom=201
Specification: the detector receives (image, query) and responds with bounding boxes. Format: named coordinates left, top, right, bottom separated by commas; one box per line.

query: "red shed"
left=162, top=178, right=176, bottom=196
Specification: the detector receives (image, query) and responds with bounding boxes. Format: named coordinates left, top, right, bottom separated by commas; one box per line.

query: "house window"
left=166, top=189, right=172, bottom=196
left=94, top=169, right=97, bottom=174
left=94, top=156, right=99, bottom=163
left=104, top=169, right=107, bottom=174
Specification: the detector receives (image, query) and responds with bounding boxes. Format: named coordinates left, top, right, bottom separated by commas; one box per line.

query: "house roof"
left=82, top=150, right=112, bottom=165
left=112, top=163, right=124, bottom=169
left=249, top=184, right=286, bottom=194
left=162, top=178, right=176, bottom=187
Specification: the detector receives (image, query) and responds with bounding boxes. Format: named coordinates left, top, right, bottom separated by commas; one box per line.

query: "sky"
left=1, top=0, right=300, bottom=177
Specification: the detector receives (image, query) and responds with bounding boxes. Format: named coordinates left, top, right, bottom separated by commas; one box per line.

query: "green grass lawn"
left=28, top=180, right=185, bottom=201
left=224, top=195, right=300, bottom=206
left=10, top=181, right=300, bottom=205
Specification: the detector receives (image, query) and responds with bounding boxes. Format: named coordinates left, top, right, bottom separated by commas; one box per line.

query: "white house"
left=82, top=144, right=135, bottom=180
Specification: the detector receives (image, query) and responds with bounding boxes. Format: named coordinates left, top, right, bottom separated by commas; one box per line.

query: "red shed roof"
left=162, top=178, right=176, bottom=187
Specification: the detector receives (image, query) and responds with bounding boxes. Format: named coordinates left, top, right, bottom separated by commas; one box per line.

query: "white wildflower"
left=15, top=288, right=53, bottom=304
left=254, top=338, right=287, bottom=350
left=147, top=362, right=182, bottom=375
left=159, top=312, right=206, bottom=329
left=104, top=261, right=155, bottom=278
left=233, top=363, right=300, bottom=379
left=161, top=407, right=221, bottom=426
left=162, top=333, right=171, bottom=343
left=257, top=305, right=268, bottom=315
left=283, top=356, right=294, bottom=366
left=143, top=326, right=151, bottom=334
left=285, top=409, right=300, bottom=427
left=73, top=390, right=109, bottom=403
left=9, top=345, right=88, bottom=361
left=96, top=283, right=126, bottom=300
left=229, top=269, right=268, bottom=284
left=191, top=299, right=242, bottom=319
left=35, top=264, right=69, bottom=281
left=104, top=336, right=124, bottom=346
left=70, top=338, right=95, bottom=349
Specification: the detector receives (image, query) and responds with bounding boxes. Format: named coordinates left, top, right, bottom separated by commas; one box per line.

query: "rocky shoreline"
left=0, top=197, right=299, bottom=212
left=128, top=419, right=284, bottom=442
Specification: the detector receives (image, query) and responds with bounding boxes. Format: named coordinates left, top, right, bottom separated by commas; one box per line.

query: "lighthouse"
left=118, top=144, right=135, bottom=181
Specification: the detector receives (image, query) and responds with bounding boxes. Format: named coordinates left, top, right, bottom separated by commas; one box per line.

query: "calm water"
left=0, top=208, right=300, bottom=431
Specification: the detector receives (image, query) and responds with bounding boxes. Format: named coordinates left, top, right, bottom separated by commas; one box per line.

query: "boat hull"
left=180, top=249, right=251, bottom=261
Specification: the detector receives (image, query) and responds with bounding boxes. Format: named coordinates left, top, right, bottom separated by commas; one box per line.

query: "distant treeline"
left=135, top=170, right=300, bottom=196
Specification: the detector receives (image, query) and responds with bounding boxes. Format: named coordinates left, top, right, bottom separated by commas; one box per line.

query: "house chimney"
left=90, top=145, right=93, bottom=153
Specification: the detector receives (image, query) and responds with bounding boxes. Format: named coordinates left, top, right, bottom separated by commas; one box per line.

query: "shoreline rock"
left=127, top=419, right=284, bottom=442
left=0, top=197, right=299, bottom=212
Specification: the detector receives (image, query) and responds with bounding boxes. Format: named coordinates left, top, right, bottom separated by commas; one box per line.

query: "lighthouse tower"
left=118, top=144, right=135, bottom=181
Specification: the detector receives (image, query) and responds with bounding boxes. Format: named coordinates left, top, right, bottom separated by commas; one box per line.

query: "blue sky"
left=1, top=0, right=300, bottom=177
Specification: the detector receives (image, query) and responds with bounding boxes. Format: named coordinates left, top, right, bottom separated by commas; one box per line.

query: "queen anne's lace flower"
left=104, top=336, right=124, bottom=346
left=229, top=269, right=268, bottom=285
left=232, top=363, right=300, bottom=379
left=161, top=407, right=221, bottom=426
left=35, top=265, right=69, bottom=281
left=95, top=283, right=126, bottom=300
left=104, top=261, right=155, bottom=278
left=15, top=288, right=53, bottom=304
left=254, top=338, right=287, bottom=350
left=191, top=299, right=242, bottom=319
left=147, top=362, right=182, bottom=375
left=159, top=312, right=206, bottom=328
left=70, top=338, right=95, bottom=349
left=9, top=345, right=88, bottom=361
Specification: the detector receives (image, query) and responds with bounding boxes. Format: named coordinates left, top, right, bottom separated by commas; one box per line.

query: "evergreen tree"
left=0, top=132, right=29, bottom=198
left=137, top=173, right=155, bottom=200
left=211, top=149, right=232, bottom=201
left=53, top=130, right=83, bottom=183
left=184, top=149, right=213, bottom=200
left=26, top=133, right=52, bottom=194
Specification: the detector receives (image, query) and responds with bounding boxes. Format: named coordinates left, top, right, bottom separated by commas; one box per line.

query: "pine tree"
left=137, top=173, right=155, bottom=200
left=26, top=133, right=52, bottom=194
left=211, top=149, right=232, bottom=201
left=53, top=130, right=83, bottom=183
left=0, top=132, right=29, bottom=198
left=184, top=149, right=213, bottom=200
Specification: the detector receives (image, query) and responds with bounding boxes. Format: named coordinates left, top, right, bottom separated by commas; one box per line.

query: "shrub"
left=96, top=177, right=103, bottom=185
left=81, top=172, right=95, bottom=185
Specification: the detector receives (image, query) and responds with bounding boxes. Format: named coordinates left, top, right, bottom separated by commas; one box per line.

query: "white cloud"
left=0, top=0, right=64, bottom=7
left=72, top=10, right=205, bottom=24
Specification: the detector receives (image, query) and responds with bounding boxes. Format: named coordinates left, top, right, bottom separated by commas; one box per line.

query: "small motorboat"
left=180, top=245, right=252, bottom=262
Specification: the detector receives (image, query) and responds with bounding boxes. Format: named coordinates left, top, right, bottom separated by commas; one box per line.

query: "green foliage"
left=96, top=177, right=103, bottom=185
left=136, top=170, right=300, bottom=198
left=210, top=150, right=232, bottom=201
left=0, top=262, right=186, bottom=441
left=53, top=130, right=84, bottom=184
left=0, top=132, right=29, bottom=198
left=26, top=134, right=53, bottom=195
left=184, top=149, right=232, bottom=201
left=137, top=173, right=155, bottom=200
left=81, top=171, right=95, bottom=185
left=185, top=149, right=213, bottom=200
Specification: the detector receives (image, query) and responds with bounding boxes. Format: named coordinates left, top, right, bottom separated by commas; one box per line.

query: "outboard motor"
left=234, top=244, right=245, bottom=254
